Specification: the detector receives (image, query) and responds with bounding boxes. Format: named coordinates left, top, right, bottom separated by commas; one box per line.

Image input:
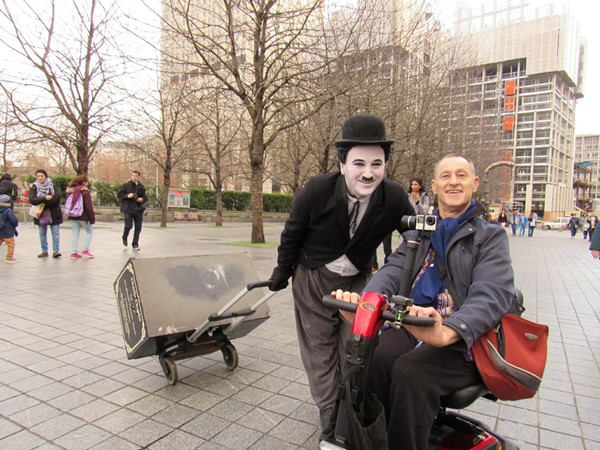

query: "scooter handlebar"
left=322, top=295, right=435, bottom=327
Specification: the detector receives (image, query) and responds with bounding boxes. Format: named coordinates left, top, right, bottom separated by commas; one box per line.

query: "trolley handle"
left=246, top=280, right=272, bottom=290
left=322, top=295, right=435, bottom=327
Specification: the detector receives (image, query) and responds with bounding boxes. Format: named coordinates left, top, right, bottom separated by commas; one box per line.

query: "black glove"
left=268, top=267, right=291, bottom=291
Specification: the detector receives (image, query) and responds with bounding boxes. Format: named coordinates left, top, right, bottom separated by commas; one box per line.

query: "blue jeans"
left=70, top=220, right=93, bottom=253
left=38, top=224, right=60, bottom=253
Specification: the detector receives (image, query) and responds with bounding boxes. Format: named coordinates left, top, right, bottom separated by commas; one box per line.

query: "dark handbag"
left=470, top=314, right=548, bottom=400
left=343, top=366, right=388, bottom=450
left=435, top=254, right=549, bottom=401
left=39, top=208, right=53, bottom=226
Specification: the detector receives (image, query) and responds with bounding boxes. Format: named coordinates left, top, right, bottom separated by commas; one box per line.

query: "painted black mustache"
left=361, top=176, right=374, bottom=182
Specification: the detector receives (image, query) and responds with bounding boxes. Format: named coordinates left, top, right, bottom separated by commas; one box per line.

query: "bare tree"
left=0, top=0, right=128, bottom=176
left=161, top=0, right=371, bottom=242
left=183, top=87, right=244, bottom=226
left=0, top=99, right=24, bottom=174
left=125, top=77, right=198, bottom=227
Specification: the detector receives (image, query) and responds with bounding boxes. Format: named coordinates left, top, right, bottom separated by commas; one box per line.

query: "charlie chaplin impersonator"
left=268, top=115, right=414, bottom=440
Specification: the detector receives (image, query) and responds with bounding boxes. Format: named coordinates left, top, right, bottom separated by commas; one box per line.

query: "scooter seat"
left=440, top=383, right=494, bottom=409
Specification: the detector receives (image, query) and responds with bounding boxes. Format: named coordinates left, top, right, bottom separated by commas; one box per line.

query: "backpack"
left=64, top=192, right=84, bottom=217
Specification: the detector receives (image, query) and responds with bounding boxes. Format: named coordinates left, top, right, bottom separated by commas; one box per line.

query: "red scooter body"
left=320, top=292, right=515, bottom=450
left=351, top=291, right=388, bottom=339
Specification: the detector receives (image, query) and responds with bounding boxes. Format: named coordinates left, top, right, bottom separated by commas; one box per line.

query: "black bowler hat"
left=335, top=115, right=395, bottom=148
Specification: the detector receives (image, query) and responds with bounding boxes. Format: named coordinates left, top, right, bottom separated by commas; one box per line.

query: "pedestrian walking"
left=65, top=176, right=96, bottom=259
left=119, top=170, right=147, bottom=250
left=0, top=194, right=19, bottom=263
left=568, top=214, right=578, bottom=238
left=518, top=212, right=527, bottom=236
left=0, top=174, right=18, bottom=209
left=527, top=211, right=537, bottom=237
left=510, top=210, right=518, bottom=236
left=589, top=215, right=598, bottom=242
left=591, top=225, right=600, bottom=259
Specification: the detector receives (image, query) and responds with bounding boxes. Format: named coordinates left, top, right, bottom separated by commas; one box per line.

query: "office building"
left=446, top=0, right=585, bottom=218
left=575, top=134, right=600, bottom=204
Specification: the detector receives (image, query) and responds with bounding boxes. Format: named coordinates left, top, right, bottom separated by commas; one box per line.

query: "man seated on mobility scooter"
left=333, top=154, right=522, bottom=450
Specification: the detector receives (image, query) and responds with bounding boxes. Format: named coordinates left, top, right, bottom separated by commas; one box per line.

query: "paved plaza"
left=1, top=218, right=599, bottom=449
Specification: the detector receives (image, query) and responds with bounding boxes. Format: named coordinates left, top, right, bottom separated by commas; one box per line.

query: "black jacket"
left=275, top=172, right=414, bottom=277
left=28, top=185, right=63, bottom=226
left=119, top=180, right=147, bottom=215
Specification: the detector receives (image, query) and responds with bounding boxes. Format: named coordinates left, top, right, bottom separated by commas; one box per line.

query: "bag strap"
left=435, top=253, right=463, bottom=309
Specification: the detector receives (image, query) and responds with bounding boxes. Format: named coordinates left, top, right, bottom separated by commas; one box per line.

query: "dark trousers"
left=368, top=328, right=481, bottom=450
left=292, top=265, right=369, bottom=414
left=123, top=212, right=143, bottom=246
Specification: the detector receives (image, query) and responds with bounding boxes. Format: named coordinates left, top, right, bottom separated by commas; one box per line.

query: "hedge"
left=22, top=176, right=293, bottom=212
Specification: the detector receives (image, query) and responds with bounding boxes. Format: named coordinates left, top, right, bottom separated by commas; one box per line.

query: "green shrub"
left=263, top=193, right=293, bottom=212
left=222, top=191, right=251, bottom=211
left=93, top=181, right=120, bottom=206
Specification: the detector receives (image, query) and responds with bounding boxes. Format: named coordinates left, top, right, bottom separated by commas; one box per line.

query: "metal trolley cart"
left=114, top=254, right=274, bottom=385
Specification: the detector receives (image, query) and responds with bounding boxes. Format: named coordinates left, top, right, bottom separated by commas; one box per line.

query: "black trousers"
left=123, top=212, right=143, bottom=246
left=368, top=328, right=481, bottom=450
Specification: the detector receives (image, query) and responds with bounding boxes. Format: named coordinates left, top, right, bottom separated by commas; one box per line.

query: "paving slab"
left=0, top=220, right=599, bottom=449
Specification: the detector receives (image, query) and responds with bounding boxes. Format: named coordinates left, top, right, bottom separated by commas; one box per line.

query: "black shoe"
left=52, top=252, right=61, bottom=258
left=122, top=237, right=127, bottom=247
left=132, top=244, right=140, bottom=251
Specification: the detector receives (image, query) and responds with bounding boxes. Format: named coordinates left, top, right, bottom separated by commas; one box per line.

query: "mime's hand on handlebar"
left=403, top=306, right=461, bottom=347
left=332, top=289, right=361, bottom=322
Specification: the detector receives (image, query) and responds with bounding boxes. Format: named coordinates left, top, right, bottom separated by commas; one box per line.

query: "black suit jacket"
left=276, top=172, right=414, bottom=276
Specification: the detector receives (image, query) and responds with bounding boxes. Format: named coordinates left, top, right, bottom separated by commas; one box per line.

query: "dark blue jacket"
left=0, top=203, right=18, bottom=238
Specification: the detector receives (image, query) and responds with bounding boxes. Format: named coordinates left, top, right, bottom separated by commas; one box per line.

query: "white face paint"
left=340, top=146, right=387, bottom=199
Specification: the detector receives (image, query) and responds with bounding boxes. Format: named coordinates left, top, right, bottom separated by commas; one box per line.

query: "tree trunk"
left=216, top=182, right=223, bottom=227
left=161, top=164, right=171, bottom=228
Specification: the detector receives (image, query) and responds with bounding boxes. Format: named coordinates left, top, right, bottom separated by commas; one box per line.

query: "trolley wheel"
left=159, top=355, right=178, bottom=385
left=221, top=343, right=238, bottom=370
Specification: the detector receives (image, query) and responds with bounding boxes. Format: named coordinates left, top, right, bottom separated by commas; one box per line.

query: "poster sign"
left=168, top=189, right=190, bottom=209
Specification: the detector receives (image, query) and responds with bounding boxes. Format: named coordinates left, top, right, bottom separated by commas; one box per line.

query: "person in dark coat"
left=267, top=115, right=415, bottom=442
left=0, top=174, right=19, bottom=209
left=66, top=175, right=96, bottom=259
left=590, top=224, right=600, bottom=259
left=118, top=170, right=147, bottom=250
left=29, top=169, right=63, bottom=258
left=0, top=193, right=19, bottom=263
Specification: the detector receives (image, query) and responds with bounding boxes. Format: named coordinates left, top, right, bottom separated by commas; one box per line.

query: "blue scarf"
left=411, top=202, right=478, bottom=305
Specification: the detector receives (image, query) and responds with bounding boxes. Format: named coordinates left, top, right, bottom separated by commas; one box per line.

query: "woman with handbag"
left=29, top=169, right=63, bottom=258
